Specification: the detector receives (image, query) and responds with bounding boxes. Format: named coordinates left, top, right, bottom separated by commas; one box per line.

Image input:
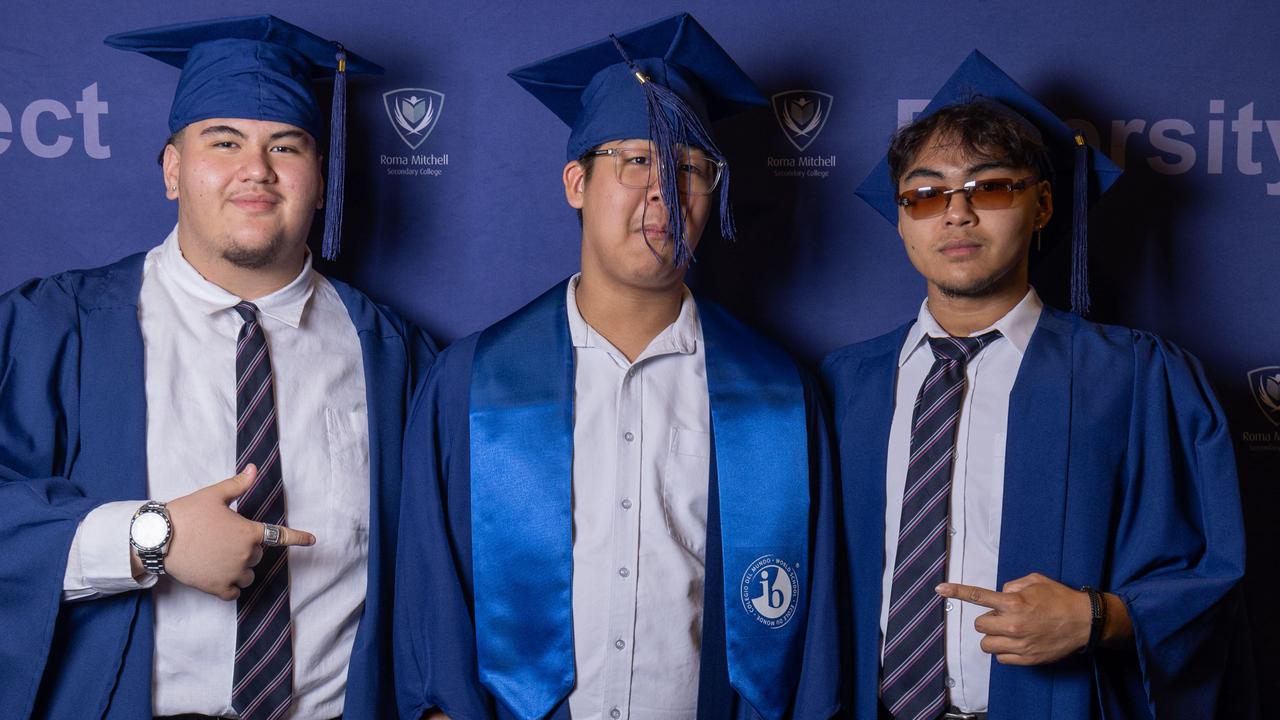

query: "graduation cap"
left=856, top=50, right=1123, bottom=314
left=105, top=15, right=384, bottom=261
left=510, top=12, right=767, bottom=267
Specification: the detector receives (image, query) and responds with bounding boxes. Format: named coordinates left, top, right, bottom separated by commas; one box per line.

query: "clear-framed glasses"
left=896, top=175, right=1039, bottom=220
left=584, top=146, right=725, bottom=196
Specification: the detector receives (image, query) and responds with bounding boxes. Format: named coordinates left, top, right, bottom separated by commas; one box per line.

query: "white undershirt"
left=62, top=226, right=370, bottom=719
left=565, top=275, right=710, bottom=720
left=880, top=288, right=1042, bottom=713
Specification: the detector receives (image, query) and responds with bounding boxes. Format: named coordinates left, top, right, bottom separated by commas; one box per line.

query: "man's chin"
left=936, top=274, right=1005, bottom=300
left=931, top=256, right=1030, bottom=300
left=625, top=265, right=687, bottom=293
left=221, top=238, right=286, bottom=270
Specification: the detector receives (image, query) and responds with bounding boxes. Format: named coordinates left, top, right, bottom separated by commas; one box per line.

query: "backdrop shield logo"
left=383, top=88, right=445, bottom=150
left=772, top=90, right=833, bottom=152
left=1248, top=366, right=1280, bottom=426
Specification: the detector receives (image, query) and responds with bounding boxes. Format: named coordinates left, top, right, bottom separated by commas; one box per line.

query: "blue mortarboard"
left=105, top=15, right=384, bottom=261
left=855, top=50, right=1123, bottom=314
left=510, top=12, right=767, bottom=267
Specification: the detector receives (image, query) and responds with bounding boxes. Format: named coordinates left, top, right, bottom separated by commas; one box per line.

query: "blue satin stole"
left=470, top=280, right=810, bottom=720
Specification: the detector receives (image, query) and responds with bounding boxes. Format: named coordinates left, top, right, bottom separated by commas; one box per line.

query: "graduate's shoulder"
left=420, top=281, right=567, bottom=400
left=322, top=274, right=440, bottom=357
left=820, top=321, right=914, bottom=379
left=404, top=330, right=481, bottom=455
left=692, top=295, right=818, bottom=377
left=0, top=253, right=145, bottom=328
left=1047, top=306, right=1205, bottom=370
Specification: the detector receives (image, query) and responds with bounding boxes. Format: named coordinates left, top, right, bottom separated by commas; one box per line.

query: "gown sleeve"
left=789, top=370, right=845, bottom=720
left=394, top=340, right=495, bottom=720
left=1100, top=333, right=1246, bottom=719
left=0, top=277, right=116, bottom=714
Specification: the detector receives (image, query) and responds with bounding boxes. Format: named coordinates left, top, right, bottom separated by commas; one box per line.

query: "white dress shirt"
left=880, top=288, right=1042, bottom=713
left=62, top=227, right=370, bottom=718
left=565, top=275, right=710, bottom=720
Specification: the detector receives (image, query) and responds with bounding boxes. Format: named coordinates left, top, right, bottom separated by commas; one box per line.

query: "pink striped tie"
left=231, top=302, right=294, bottom=720
left=881, top=332, right=1000, bottom=720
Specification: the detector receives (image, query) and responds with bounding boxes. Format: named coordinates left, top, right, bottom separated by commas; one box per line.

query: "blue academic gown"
left=394, top=280, right=842, bottom=720
left=822, top=303, right=1246, bottom=720
left=0, top=252, right=437, bottom=719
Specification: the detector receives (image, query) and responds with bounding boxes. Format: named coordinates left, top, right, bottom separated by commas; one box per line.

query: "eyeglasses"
left=584, top=147, right=725, bottom=196
left=896, top=176, right=1039, bottom=220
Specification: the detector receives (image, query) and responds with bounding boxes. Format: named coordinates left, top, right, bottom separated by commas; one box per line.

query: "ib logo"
left=1248, top=367, right=1280, bottom=426
left=383, top=88, right=444, bottom=150
left=741, top=555, right=799, bottom=629
left=772, top=90, right=832, bottom=152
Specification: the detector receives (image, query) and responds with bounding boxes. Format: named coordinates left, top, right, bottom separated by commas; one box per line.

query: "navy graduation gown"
left=822, top=303, right=1245, bottom=720
left=394, top=280, right=841, bottom=720
left=0, top=253, right=436, bottom=719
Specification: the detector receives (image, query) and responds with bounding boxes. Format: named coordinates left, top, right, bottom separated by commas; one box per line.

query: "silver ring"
left=262, top=523, right=282, bottom=547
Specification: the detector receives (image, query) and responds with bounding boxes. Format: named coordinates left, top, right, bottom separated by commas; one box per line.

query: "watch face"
left=131, top=511, right=169, bottom=550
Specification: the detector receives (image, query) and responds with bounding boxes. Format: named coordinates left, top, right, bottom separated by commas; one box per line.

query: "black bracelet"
left=1079, top=586, right=1107, bottom=653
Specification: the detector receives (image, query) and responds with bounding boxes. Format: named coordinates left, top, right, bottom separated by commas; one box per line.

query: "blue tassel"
left=1070, top=132, right=1090, bottom=315
left=609, top=35, right=734, bottom=268
left=321, top=45, right=347, bottom=261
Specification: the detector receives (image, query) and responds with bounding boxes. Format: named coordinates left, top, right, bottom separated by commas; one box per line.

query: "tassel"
left=609, top=35, right=734, bottom=268
left=1070, top=132, right=1090, bottom=315
left=322, top=45, right=347, bottom=261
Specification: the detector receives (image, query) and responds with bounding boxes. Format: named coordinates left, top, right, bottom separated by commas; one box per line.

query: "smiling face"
left=896, top=133, right=1053, bottom=301
left=564, top=139, right=711, bottom=293
left=162, top=117, right=324, bottom=273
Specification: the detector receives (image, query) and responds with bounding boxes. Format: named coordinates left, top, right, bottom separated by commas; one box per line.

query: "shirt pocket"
left=324, top=407, right=371, bottom=531
left=660, top=426, right=711, bottom=563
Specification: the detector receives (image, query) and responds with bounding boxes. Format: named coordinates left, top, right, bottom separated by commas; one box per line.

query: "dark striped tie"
left=881, top=331, right=1001, bottom=720
left=231, top=302, right=294, bottom=720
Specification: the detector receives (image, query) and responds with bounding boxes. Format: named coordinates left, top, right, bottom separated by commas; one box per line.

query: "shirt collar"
left=157, top=224, right=315, bottom=328
left=566, top=273, right=700, bottom=362
left=898, top=287, right=1044, bottom=367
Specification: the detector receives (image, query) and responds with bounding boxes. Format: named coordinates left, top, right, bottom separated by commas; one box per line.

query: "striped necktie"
left=231, top=301, right=294, bottom=720
left=881, top=331, right=1001, bottom=720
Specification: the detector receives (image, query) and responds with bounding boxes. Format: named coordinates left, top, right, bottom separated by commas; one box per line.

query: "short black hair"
left=156, top=129, right=183, bottom=166
left=887, top=100, right=1053, bottom=189
left=574, top=148, right=599, bottom=227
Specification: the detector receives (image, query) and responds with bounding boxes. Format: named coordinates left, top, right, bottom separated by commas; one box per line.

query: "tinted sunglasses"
left=896, top=176, right=1039, bottom=220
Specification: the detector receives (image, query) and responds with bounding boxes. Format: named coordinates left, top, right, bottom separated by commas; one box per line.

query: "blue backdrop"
left=2, top=0, right=1275, bottom=696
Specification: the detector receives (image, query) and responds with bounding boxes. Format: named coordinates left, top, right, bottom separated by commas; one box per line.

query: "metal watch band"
left=140, top=548, right=167, bottom=575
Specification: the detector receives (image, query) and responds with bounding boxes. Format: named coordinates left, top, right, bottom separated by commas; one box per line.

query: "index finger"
left=936, top=582, right=1013, bottom=611
left=265, top=523, right=316, bottom=548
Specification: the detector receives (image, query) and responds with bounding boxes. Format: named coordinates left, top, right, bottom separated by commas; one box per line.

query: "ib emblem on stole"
left=741, top=554, right=800, bottom=629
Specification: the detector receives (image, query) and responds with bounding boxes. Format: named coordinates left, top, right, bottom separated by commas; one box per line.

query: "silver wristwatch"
left=129, top=500, right=172, bottom=575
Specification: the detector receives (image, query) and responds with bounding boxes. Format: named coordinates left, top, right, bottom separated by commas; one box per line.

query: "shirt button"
left=615, top=638, right=626, bottom=650
left=945, top=600, right=953, bottom=613
left=618, top=567, right=630, bottom=578
left=945, top=676, right=956, bottom=689
left=610, top=708, right=621, bottom=719
left=620, top=498, right=632, bottom=510
left=624, top=431, right=635, bottom=442
left=949, top=526, right=957, bottom=536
